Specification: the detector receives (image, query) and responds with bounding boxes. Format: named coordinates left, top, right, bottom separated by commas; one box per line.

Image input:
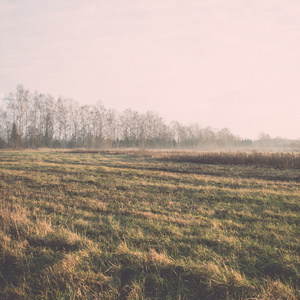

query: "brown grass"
left=65, top=149, right=300, bottom=169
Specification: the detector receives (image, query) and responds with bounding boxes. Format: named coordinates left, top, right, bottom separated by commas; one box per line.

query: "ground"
left=0, top=150, right=299, bottom=299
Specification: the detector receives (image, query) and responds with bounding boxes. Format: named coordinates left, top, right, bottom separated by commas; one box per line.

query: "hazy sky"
left=1, top=0, right=299, bottom=139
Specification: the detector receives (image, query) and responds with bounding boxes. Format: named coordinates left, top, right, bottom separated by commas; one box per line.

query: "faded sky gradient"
left=1, top=0, right=299, bottom=139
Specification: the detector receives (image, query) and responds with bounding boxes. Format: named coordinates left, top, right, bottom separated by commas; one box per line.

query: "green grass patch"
left=0, top=150, right=299, bottom=299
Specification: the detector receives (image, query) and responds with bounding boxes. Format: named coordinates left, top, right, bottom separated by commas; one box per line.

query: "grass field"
left=0, top=150, right=299, bottom=299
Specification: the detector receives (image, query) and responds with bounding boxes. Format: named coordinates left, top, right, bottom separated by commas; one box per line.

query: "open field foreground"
left=0, top=150, right=299, bottom=299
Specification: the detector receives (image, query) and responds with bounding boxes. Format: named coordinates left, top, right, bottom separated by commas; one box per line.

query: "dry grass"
left=0, top=150, right=299, bottom=299
left=65, top=149, right=300, bottom=169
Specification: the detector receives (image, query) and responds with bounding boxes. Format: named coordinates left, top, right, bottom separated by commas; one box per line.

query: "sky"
left=1, top=0, right=299, bottom=139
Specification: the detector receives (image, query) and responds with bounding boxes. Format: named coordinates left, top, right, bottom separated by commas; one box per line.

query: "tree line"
left=0, top=84, right=254, bottom=150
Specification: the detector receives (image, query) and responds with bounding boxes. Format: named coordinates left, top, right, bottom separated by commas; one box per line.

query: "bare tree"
left=0, top=107, right=8, bottom=147
left=105, top=108, right=119, bottom=148
left=5, top=84, right=30, bottom=146
left=0, top=84, right=246, bottom=150
left=40, top=94, right=55, bottom=147
left=27, top=91, right=42, bottom=148
left=217, top=128, right=236, bottom=149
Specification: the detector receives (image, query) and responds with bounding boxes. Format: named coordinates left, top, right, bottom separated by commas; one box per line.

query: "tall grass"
left=155, top=151, right=300, bottom=169
left=66, top=149, right=300, bottom=169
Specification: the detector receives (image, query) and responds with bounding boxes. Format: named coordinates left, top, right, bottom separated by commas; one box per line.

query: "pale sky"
left=1, top=0, right=299, bottom=139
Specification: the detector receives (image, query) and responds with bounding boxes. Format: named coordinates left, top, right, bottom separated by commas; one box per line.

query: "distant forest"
left=0, top=85, right=299, bottom=151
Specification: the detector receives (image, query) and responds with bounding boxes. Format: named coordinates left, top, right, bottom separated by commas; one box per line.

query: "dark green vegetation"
left=0, top=150, right=299, bottom=299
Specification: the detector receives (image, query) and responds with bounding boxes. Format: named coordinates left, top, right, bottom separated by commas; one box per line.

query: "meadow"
left=0, top=150, right=299, bottom=299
